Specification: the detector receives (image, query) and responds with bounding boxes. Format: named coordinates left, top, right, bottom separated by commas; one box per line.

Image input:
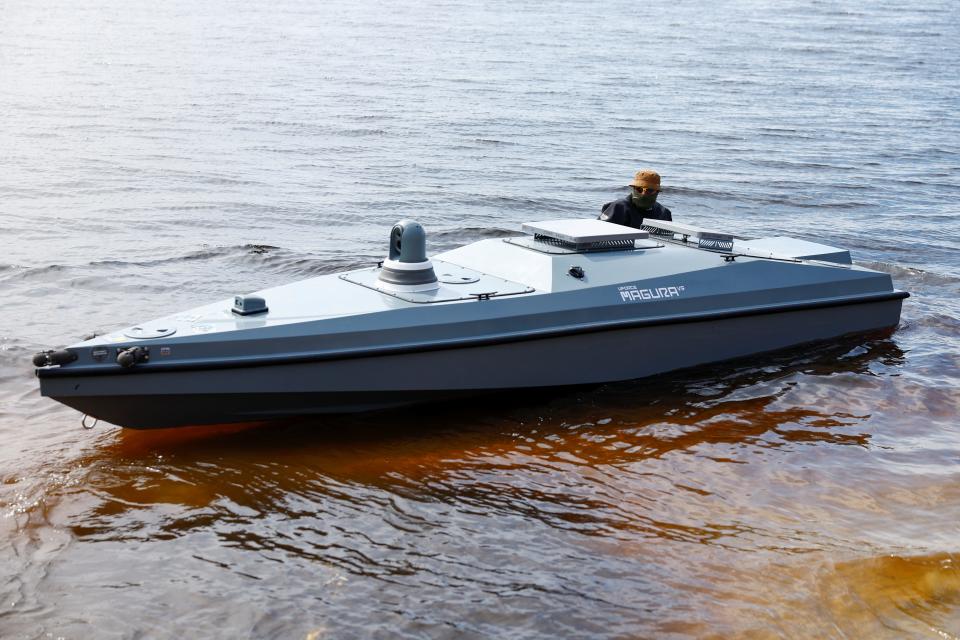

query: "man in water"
left=599, top=169, right=672, bottom=229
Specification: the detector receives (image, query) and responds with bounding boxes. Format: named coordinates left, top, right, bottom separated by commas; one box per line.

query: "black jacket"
left=599, top=197, right=672, bottom=229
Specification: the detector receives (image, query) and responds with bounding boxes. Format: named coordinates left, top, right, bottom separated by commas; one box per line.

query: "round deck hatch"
left=123, top=326, right=177, bottom=339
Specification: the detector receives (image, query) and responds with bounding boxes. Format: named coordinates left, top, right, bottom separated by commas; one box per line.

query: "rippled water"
left=2, top=0, right=959, bottom=637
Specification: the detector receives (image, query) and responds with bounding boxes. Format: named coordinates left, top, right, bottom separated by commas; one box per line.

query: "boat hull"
left=40, top=297, right=904, bottom=429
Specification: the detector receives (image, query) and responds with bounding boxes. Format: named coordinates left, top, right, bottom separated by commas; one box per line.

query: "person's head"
left=628, top=169, right=661, bottom=210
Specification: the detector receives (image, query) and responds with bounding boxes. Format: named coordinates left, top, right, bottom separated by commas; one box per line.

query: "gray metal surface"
left=734, top=237, right=853, bottom=264
left=35, top=219, right=908, bottom=428
left=40, top=297, right=904, bottom=428
left=341, top=260, right=534, bottom=303
left=522, top=219, right=649, bottom=243
left=642, top=219, right=737, bottom=242
left=123, top=326, right=177, bottom=339
left=436, top=265, right=481, bottom=284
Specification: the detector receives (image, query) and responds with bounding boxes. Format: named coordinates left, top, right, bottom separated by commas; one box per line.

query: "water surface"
left=1, top=0, right=959, bottom=637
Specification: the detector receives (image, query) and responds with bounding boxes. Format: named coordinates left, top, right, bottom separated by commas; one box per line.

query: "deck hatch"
left=340, top=260, right=534, bottom=303
left=518, top=219, right=649, bottom=252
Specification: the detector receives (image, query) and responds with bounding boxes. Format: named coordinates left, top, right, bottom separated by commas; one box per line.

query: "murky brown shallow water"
left=2, top=0, right=959, bottom=636
left=4, top=334, right=959, bottom=637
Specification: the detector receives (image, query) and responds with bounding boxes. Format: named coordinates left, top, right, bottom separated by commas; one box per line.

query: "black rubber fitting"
left=117, top=347, right=149, bottom=368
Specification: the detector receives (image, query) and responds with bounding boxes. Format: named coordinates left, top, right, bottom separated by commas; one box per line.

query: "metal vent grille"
left=532, top=234, right=636, bottom=252
left=641, top=220, right=737, bottom=253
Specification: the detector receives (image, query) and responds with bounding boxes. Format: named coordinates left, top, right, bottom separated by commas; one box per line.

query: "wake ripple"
left=859, top=261, right=960, bottom=287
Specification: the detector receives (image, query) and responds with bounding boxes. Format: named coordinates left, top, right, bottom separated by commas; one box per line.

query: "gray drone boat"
left=34, top=218, right=908, bottom=429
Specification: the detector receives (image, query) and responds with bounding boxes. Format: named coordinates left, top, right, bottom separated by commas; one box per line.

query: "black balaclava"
left=631, top=187, right=659, bottom=210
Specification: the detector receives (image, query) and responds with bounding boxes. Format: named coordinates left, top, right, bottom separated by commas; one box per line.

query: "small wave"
left=250, top=255, right=375, bottom=277
left=199, top=245, right=380, bottom=278
left=665, top=186, right=725, bottom=198
left=340, top=128, right=389, bottom=137
left=0, top=246, right=291, bottom=284
left=241, top=244, right=279, bottom=255
left=473, top=138, right=518, bottom=146
left=241, top=119, right=303, bottom=128
left=20, top=131, right=59, bottom=139
left=150, top=204, right=224, bottom=212
left=782, top=44, right=846, bottom=55
left=478, top=194, right=551, bottom=209
left=0, top=264, right=68, bottom=283
left=89, top=246, right=241, bottom=268
left=349, top=114, right=398, bottom=122
left=903, top=313, right=960, bottom=334
left=126, top=244, right=282, bottom=265
left=858, top=262, right=960, bottom=286
left=245, top=146, right=310, bottom=155
left=661, top=186, right=841, bottom=206
left=0, top=339, right=31, bottom=357
left=821, top=201, right=873, bottom=209
left=431, top=227, right=517, bottom=241
left=193, top=175, right=265, bottom=187
left=0, top=340, right=46, bottom=380
left=756, top=130, right=815, bottom=140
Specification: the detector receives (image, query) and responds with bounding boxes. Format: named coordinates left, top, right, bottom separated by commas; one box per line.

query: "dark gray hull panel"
left=43, top=298, right=903, bottom=428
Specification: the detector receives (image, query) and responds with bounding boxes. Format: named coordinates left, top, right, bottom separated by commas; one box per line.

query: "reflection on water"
left=7, top=336, right=958, bottom=637
left=2, top=0, right=959, bottom=632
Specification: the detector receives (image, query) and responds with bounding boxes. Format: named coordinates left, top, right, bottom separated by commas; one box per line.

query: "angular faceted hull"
left=41, top=296, right=904, bottom=429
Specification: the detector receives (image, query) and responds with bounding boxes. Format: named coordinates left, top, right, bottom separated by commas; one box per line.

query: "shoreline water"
left=2, top=0, right=959, bottom=636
